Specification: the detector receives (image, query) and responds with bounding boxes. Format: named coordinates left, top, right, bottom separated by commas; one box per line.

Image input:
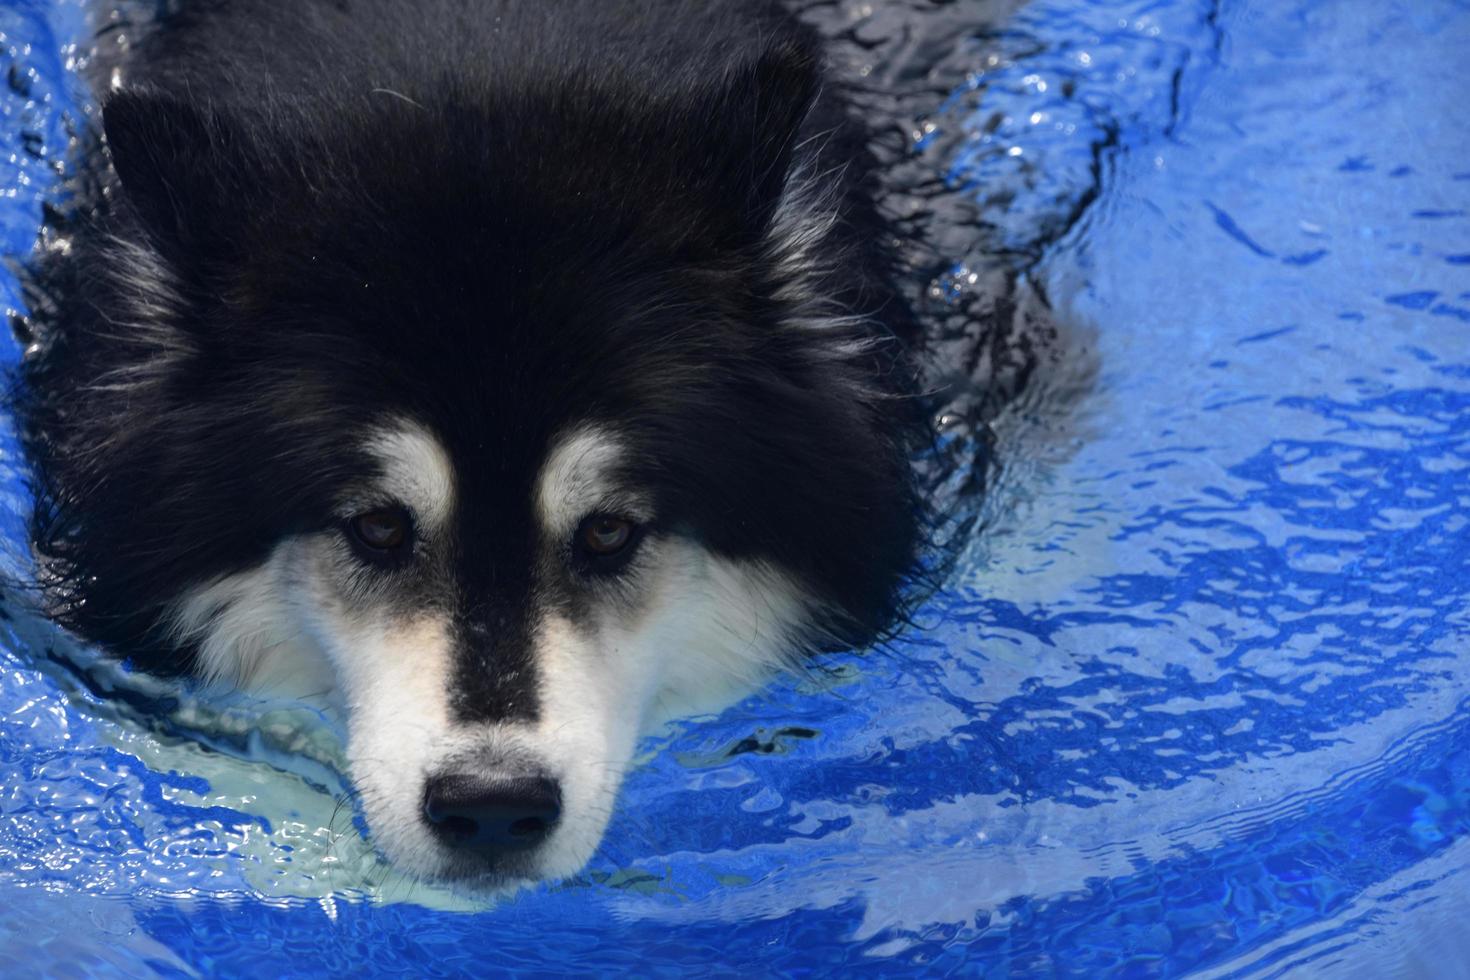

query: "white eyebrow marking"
left=366, top=421, right=457, bottom=532
left=535, top=425, right=642, bottom=536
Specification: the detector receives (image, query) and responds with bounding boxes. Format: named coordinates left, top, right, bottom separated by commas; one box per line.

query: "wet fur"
left=13, top=0, right=928, bottom=883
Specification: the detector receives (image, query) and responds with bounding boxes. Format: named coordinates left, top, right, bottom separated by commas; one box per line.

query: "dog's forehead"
left=362, top=419, right=635, bottom=535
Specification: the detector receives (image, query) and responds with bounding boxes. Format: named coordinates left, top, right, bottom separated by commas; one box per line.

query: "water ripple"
left=1, top=0, right=1469, bottom=975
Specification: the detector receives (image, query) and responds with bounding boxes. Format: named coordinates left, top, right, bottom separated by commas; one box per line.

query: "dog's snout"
left=422, top=773, right=561, bottom=853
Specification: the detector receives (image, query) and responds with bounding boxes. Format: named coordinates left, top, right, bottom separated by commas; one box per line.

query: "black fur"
left=15, top=0, right=926, bottom=690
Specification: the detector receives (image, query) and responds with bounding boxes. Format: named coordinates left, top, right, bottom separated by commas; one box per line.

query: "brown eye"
left=581, top=516, right=633, bottom=556
left=349, top=508, right=411, bottom=555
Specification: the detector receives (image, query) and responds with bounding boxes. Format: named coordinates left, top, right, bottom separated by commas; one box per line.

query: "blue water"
left=3, top=0, right=1469, bottom=975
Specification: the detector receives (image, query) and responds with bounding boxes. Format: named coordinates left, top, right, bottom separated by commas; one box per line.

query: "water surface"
left=2, top=0, right=1468, bottom=975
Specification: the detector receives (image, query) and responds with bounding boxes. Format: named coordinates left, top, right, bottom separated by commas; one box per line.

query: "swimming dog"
left=14, top=0, right=925, bottom=887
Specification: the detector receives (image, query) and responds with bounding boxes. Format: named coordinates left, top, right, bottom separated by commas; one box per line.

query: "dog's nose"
left=422, top=773, right=561, bottom=852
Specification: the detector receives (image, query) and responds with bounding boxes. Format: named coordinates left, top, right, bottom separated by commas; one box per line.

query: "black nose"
left=422, top=773, right=562, bottom=853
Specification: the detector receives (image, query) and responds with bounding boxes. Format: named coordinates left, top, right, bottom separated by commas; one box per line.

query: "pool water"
left=3, top=0, right=1469, bottom=975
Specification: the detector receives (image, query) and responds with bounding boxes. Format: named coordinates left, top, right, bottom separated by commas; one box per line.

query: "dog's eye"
left=582, top=516, right=632, bottom=554
left=348, top=508, right=412, bottom=558
left=574, top=514, right=641, bottom=572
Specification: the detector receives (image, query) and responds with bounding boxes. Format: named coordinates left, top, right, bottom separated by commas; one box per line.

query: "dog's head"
left=25, top=35, right=921, bottom=886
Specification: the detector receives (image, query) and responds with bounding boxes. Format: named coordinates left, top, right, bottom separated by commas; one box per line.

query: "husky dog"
left=15, top=0, right=925, bottom=887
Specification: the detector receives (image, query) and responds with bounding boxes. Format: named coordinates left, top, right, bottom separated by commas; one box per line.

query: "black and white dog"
left=15, top=0, right=927, bottom=887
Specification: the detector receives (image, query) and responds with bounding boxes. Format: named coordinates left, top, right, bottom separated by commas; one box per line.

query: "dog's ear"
left=103, top=89, right=252, bottom=253
left=696, top=35, right=822, bottom=239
